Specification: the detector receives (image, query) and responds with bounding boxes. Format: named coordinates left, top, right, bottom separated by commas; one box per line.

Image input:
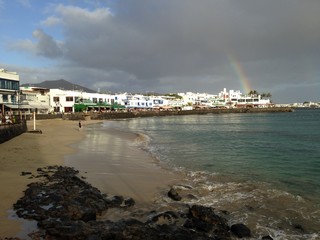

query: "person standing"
left=78, top=121, right=82, bottom=130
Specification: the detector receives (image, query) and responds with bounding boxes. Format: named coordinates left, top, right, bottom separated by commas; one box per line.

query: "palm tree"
left=248, top=90, right=259, bottom=96
left=261, top=92, right=272, bottom=99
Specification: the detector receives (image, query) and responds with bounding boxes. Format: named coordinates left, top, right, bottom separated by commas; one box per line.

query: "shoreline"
left=65, top=121, right=183, bottom=206
left=1, top=112, right=319, bottom=239
left=0, top=119, right=100, bottom=237
left=0, top=118, right=182, bottom=238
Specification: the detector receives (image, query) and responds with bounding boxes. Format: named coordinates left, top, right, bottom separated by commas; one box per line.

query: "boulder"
left=168, top=187, right=182, bottom=201
left=231, top=223, right=251, bottom=238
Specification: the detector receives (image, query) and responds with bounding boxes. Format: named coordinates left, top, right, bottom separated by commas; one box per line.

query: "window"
left=3, top=94, right=8, bottom=102
left=66, top=96, right=74, bottom=102
left=64, top=107, right=73, bottom=113
left=92, top=98, right=97, bottom=103
left=99, top=98, right=103, bottom=103
left=0, top=79, right=19, bottom=90
left=53, top=107, right=60, bottom=112
left=53, top=97, right=60, bottom=102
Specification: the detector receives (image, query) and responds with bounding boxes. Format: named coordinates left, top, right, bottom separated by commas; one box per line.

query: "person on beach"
left=78, top=121, right=82, bottom=130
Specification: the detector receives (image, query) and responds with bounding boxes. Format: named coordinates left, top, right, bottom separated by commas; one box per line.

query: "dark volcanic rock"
left=262, top=236, right=274, bottom=240
left=168, top=187, right=182, bottom=201
left=187, top=205, right=230, bottom=238
left=14, top=166, right=113, bottom=223
left=231, top=223, right=252, bottom=238
left=13, top=166, right=253, bottom=239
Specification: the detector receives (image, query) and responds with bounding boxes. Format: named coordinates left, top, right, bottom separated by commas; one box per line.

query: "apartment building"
left=0, top=68, right=20, bottom=114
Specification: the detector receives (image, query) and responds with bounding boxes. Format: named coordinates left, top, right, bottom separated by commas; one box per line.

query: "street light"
left=15, top=90, right=22, bottom=123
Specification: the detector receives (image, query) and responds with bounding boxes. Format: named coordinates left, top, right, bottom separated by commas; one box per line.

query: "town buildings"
left=1, top=68, right=277, bottom=115
left=23, top=87, right=272, bottom=113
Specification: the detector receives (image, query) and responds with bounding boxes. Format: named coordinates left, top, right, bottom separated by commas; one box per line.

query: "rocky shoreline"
left=9, top=166, right=275, bottom=240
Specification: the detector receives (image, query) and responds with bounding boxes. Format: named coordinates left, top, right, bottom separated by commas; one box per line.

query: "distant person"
left=78, top=121, right=82, bottom=130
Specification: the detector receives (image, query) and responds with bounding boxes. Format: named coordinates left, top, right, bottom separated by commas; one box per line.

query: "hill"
left=21, top=79, right=96, bottom=93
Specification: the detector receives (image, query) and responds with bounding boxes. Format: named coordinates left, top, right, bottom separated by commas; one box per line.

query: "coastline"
left=0, top=118, right=182, bottom=238
left=1, top=110, right=318, bottom=239
left=0, top=119, right=99, bottom=237
left=65, top=122, right=183, bottom=205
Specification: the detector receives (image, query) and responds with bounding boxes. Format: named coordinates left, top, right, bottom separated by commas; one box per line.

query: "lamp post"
left=15, top=90, right=22, bottom=123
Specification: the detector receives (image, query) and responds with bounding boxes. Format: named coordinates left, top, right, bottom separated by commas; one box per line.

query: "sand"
left=0, top=119, right=181, bottom=238
left=65, top=125, right=180, bottom=204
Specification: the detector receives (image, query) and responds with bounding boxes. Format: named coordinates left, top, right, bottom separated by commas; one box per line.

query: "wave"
left=131, top=132, right=151, bottom=149
left=153, top=169, right=320, bottom=240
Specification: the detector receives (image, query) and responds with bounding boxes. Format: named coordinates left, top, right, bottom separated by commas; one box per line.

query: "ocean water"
left=102, top=109, right=320, bottom=239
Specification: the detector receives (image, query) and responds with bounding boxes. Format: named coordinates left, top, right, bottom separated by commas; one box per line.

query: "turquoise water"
left=103, top=109, right=320, bottom=239
left=109, top=109, right=320, bottom=201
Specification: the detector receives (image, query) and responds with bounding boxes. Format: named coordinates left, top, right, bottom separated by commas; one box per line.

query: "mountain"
left=21, top=79, right=96, bottom=93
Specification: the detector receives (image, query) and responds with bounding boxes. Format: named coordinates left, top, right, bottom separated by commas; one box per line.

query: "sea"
left=95, top=108, right=320, bottom=239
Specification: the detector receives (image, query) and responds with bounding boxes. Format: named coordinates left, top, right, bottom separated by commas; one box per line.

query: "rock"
left=262, top=235, right=273, bottom=240
left=107, top=195, right=124, bottom=207
left=168, top=187, right=182, bottom=201
left=150, top=211, right=179, bottom=225
left=231, top=223, right=251, bottom=238
left=188, top=205, right=230, bottom=238
left=20, top=171, right=32, bottom=176
left=293, top=223, right=305, bottom=232
left=124, top=198, right=135, bottom=207
left=12, top=166, right=249, bottom=240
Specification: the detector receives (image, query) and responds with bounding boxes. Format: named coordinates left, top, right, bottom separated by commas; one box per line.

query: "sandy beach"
left=0, top=119, right=181, bottom=238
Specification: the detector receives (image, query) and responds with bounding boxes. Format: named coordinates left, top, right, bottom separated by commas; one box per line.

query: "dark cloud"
left=14, top=0, right=320, bottom=102
left=33, top=29, right=63, bottom=58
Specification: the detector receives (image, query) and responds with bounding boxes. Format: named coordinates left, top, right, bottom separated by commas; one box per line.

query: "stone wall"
left=0, top=121, right=27, bottom=144
left=85, top=107, right=293, bottom=120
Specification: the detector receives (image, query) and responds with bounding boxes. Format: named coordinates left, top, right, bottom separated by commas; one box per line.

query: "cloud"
left=8, top=29, right=63, bottom=58
left=7, top=0, right=320, bottom=102
left=41, top=16, right=61, bottom=27
left=32, top=29, right=64, bottom=58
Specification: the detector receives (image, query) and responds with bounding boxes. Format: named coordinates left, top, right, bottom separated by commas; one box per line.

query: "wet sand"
left=65, top=124, right=181, bottom=205
left=0, top=119, right=181, bottom=238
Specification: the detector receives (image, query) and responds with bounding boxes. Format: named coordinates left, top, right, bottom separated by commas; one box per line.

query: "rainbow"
left=228, top=55, right=252, bottom=94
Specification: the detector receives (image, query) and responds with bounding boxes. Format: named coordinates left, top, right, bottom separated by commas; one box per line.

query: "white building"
left=19, top=86, right=50, bottom=113
left=177, top=92, right=218, bottom=108
left=124, top=94, right=169, bottom=109
left=217, top=88, right=271, bottom=108
left=0, top=69, right=20, bottom=114
left=48, top=89, right=128, bottom=113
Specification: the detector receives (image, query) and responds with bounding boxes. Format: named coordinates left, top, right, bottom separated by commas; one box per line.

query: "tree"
left=261, top=92, right=272, bottom=98
left=248, top=90, right=259, bottom=96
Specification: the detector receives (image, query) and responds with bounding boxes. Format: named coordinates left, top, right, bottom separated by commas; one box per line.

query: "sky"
left=0, top=0, right=320, bottom=103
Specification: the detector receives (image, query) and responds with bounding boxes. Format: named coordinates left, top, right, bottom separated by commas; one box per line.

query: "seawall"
left=65, top=107, right=294, bottom=121
left=0, top=121, right=27, bottom=144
